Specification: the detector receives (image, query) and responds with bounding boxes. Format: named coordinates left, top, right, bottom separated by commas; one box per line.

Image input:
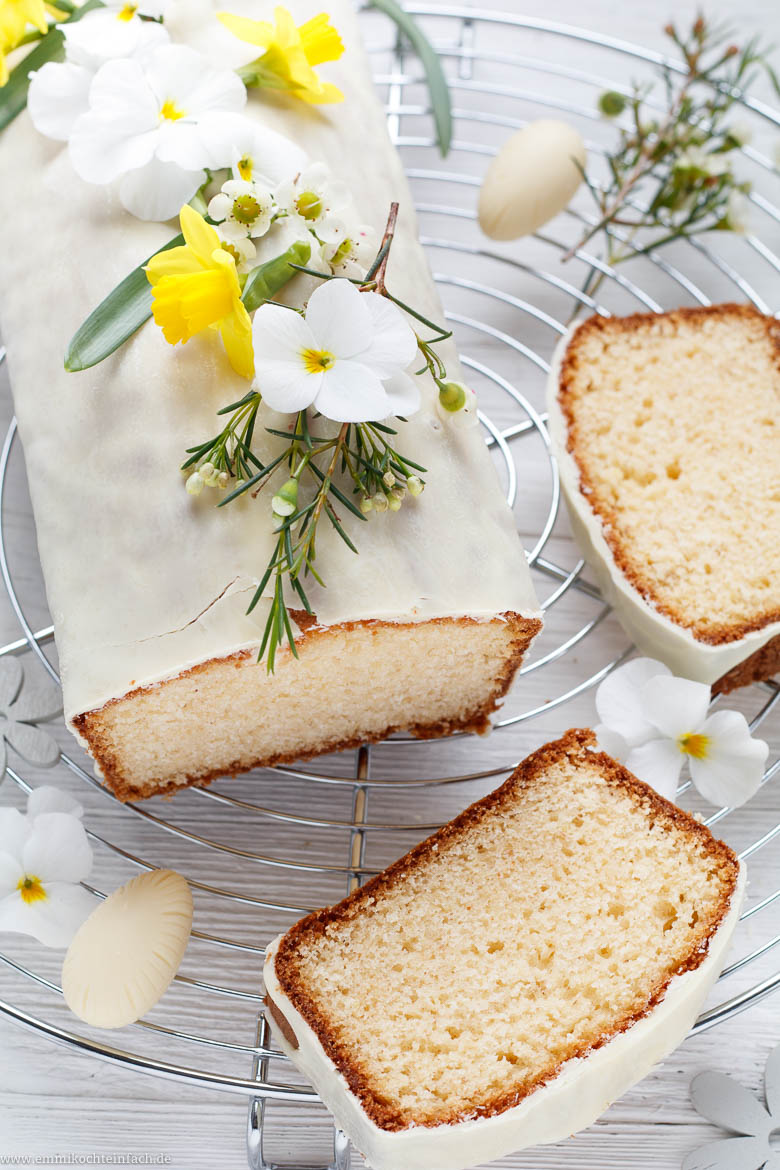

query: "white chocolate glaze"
left=264, top=864, right=745, bottom=1170
left=547, top=330, right=780, bottom=684
left=0, top=0, right=539, bottom=725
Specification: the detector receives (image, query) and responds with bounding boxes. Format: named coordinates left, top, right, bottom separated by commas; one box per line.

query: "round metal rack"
left=0, top=6, right=778, bottom=1168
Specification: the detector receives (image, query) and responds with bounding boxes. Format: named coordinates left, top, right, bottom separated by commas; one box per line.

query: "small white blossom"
left=322, top=224, right=378, bottom=278
left=675, top=145, right=731, bottom=178
left=252, top=278, right=420, bottom=423
left=0, top=787, right=95, bottom=948
left=725, top=189, right=751, bottom=233
left=595, top=657, right=768, bottom=807
left=208, top=178, right=274, bottom=241
left=726, top=119, right=753, bottom=147
left=197, top=113, right=307, bottom=186
left=218, top=235, right=256, bottom=274
left=275, top=163, right=350, bottom=236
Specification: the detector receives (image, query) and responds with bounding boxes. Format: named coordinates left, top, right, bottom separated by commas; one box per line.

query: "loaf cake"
left=0, top=0, right=541, bottom=801
left=548, top=305, right=780, bottom=691
left=264, top=729, right=744, bottom=1170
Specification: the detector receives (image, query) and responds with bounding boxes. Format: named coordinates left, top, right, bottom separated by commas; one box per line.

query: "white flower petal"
left=623, top=737, right=683, bottom=803
left=594, top=657, right=671, bottom=746
left=594, top=724, right=630, bottom=761
left=765, top=1042, right=780, bottom=1119
left=0, top=808, right=29, bottom=865
left=642, top=674, right=712, bottom=740
left=208, top=192, right=232, bottom=222
left=683, top=1136, right=771, bottom=1170
left=143, top=44, right=245, bottom=118
left=360, top=294, right=418, bottom=376
left=4, top=721, right=60, bottom=768
left=154, top=119, right=211, bottom=171
left=690, top=1069, right=772, bottom=1134
left=305, top=279, right=372, bottom=359
left=0, top=851, right=23, bottom=896
left=314, top=361, right=391, bottom=424
left=69, top=111, right=158, bottom=186
left=197, top=112, right=306, bottom=180
left=63, top=10, right=169, bottom=70
left=0, top=659, right=23, bottom=712
left=381, top=371, right=421, bottom=419
left=27, top=786, right=83, bottom=821
left=689, top=710, right=768, bottom=808
left=10, top=678, right=62, bottom=723
left=23, top=813, right=93, bottom=886
left=28, top=62, right=93, bottom=141
left=2, top=883, right=96, bottom=948
left=252, top=304, right=321, bottom=413
left=119, top=157, right=203, bottom=222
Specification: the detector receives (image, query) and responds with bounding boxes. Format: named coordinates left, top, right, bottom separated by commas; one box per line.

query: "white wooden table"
left=1, top=0, right=779, bottom=1166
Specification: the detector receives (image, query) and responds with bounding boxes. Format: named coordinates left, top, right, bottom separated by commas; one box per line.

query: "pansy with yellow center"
left=0, top=786, right=95, bottom=948
left=146, top=204, right=255, bottom=379
left=251, top=277, right=419, bottom=422
left=594, top=657, right=768, bottom=807
left=219, top=5, right=344, bottom=104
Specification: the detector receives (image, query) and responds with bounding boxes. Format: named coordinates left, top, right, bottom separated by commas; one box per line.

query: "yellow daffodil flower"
left=219, top=6, right=344, bottom=105
left=145, top=205, right=255, bottom=379
left=0, top=0, right=50, bottom=85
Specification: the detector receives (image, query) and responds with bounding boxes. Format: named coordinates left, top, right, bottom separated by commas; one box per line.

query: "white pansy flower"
left=208, top=178, right=274, bottom=241
left=275, top=162, right=350, bottom=236
left=0, top=787, right=94, bottom=948
left=595, top=657, right=768, bottom=807
left=322, top=223, right=378, bottom=278
left=27, top=10, right=169, bottom=142
left=68, top=44, right=247, bottom=222
left=197, top=112, right=307, bottom=186
left=252, top=278, right=420, bottom=423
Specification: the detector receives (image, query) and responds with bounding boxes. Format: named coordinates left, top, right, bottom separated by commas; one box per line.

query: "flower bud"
left=598, top=91, right=626, bottom=118
left=217, top=471, right=230, bottom=489
left=272, top=477, right=299, bottom=517
left=359, top=495, right=373, bottom=514
left=199, top=460, right=216, bottom=481
left=407, top=475, right=424, bottom=497
left=185, top=472, right=205, bottom=496
left=387, top=491, right=403, bottom=512
left=382, top=470, right=396, bottom=488
left=437, top=382, right=479, bottom=428
left=437, top=381, right=467, bottom=413
left=372, top=493, right=388, bottom=513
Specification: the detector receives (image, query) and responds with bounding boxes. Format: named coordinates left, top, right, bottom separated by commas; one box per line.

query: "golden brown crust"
left=72, top=611, right=541, bottom=803
left=713, top=630, right=780, bottom=694
left=558, top=303, right=780, bottom=647
left=270, top=728, right=740, bottom=1133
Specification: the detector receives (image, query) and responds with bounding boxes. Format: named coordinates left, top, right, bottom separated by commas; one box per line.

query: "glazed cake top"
left=0, top=0, right=539, bottom=720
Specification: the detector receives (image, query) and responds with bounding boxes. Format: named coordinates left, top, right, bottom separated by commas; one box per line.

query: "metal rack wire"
left=0, top=6, right=778, bottom=1168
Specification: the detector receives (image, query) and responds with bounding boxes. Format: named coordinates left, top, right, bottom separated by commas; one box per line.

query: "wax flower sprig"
left=568, top=14, right=780, bottom=300
left=183, top=203, right=462, bottom=672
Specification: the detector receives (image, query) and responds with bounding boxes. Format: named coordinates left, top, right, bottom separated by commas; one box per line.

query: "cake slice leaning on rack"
left=0, top=0, right=541, bottom=801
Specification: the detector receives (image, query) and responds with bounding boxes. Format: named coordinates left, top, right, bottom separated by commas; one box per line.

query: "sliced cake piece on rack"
left=547, top=304, right=780, bottom=691
left=264, top=729, right=744, bottom=1170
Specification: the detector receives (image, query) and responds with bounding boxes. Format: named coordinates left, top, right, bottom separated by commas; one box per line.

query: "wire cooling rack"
left=0, top=6, right=778, bottom=1169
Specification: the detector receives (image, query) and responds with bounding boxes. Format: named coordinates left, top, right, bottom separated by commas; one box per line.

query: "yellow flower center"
left=301, top=347, right=335, bottom=374
left=296, top=190, right=323, bottom=221
left=160, top=99, right=185, bottom=122
left=232, top=193, right=262, bottom=226
left=17, top=874, right=47, bottom=904
left=237, top=155, right=254, bottom=181
left=678, top=732, right=710, bottom=760
left=117, top=3, right=137, bottom=20
left=331, top=238, right=353, bottom=265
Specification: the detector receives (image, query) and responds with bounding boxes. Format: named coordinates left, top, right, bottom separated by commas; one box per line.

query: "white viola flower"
left=275, top=162, right=350, bottom=236
left=252, top=278, right=420, bottom=423
left=101, top=1, right=170, bottom=17
left=68, top=44, right=247, bottom=222
left=197, top=112, right=307, bottom=186
left=27, top=10, right=169, bottom=142
left=208, top=178, right=274, bottom=241
left=594, top=657, right=768, bottom=807
left=322, top=223, right=378, bottom=278
left=0, top=787, right=94, bottom=948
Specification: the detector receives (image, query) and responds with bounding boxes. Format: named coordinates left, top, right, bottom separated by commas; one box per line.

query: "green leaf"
left=64, top=233, right=184, bottom=372
left=0, top=0, right=103, bottom=133
left=368, top=0, right=452, bottom=157
left=241, top=240, right=312, bottom=312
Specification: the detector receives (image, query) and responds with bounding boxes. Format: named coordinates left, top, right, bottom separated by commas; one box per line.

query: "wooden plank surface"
left=1, top=0, right=779, bottom=1167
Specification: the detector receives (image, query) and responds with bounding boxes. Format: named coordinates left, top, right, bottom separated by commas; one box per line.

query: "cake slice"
left=0, top=0, right=540, bottom=801
left=547, top=305, right=780, bottom=691
left=264, top=729, right=744, bottom=1170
